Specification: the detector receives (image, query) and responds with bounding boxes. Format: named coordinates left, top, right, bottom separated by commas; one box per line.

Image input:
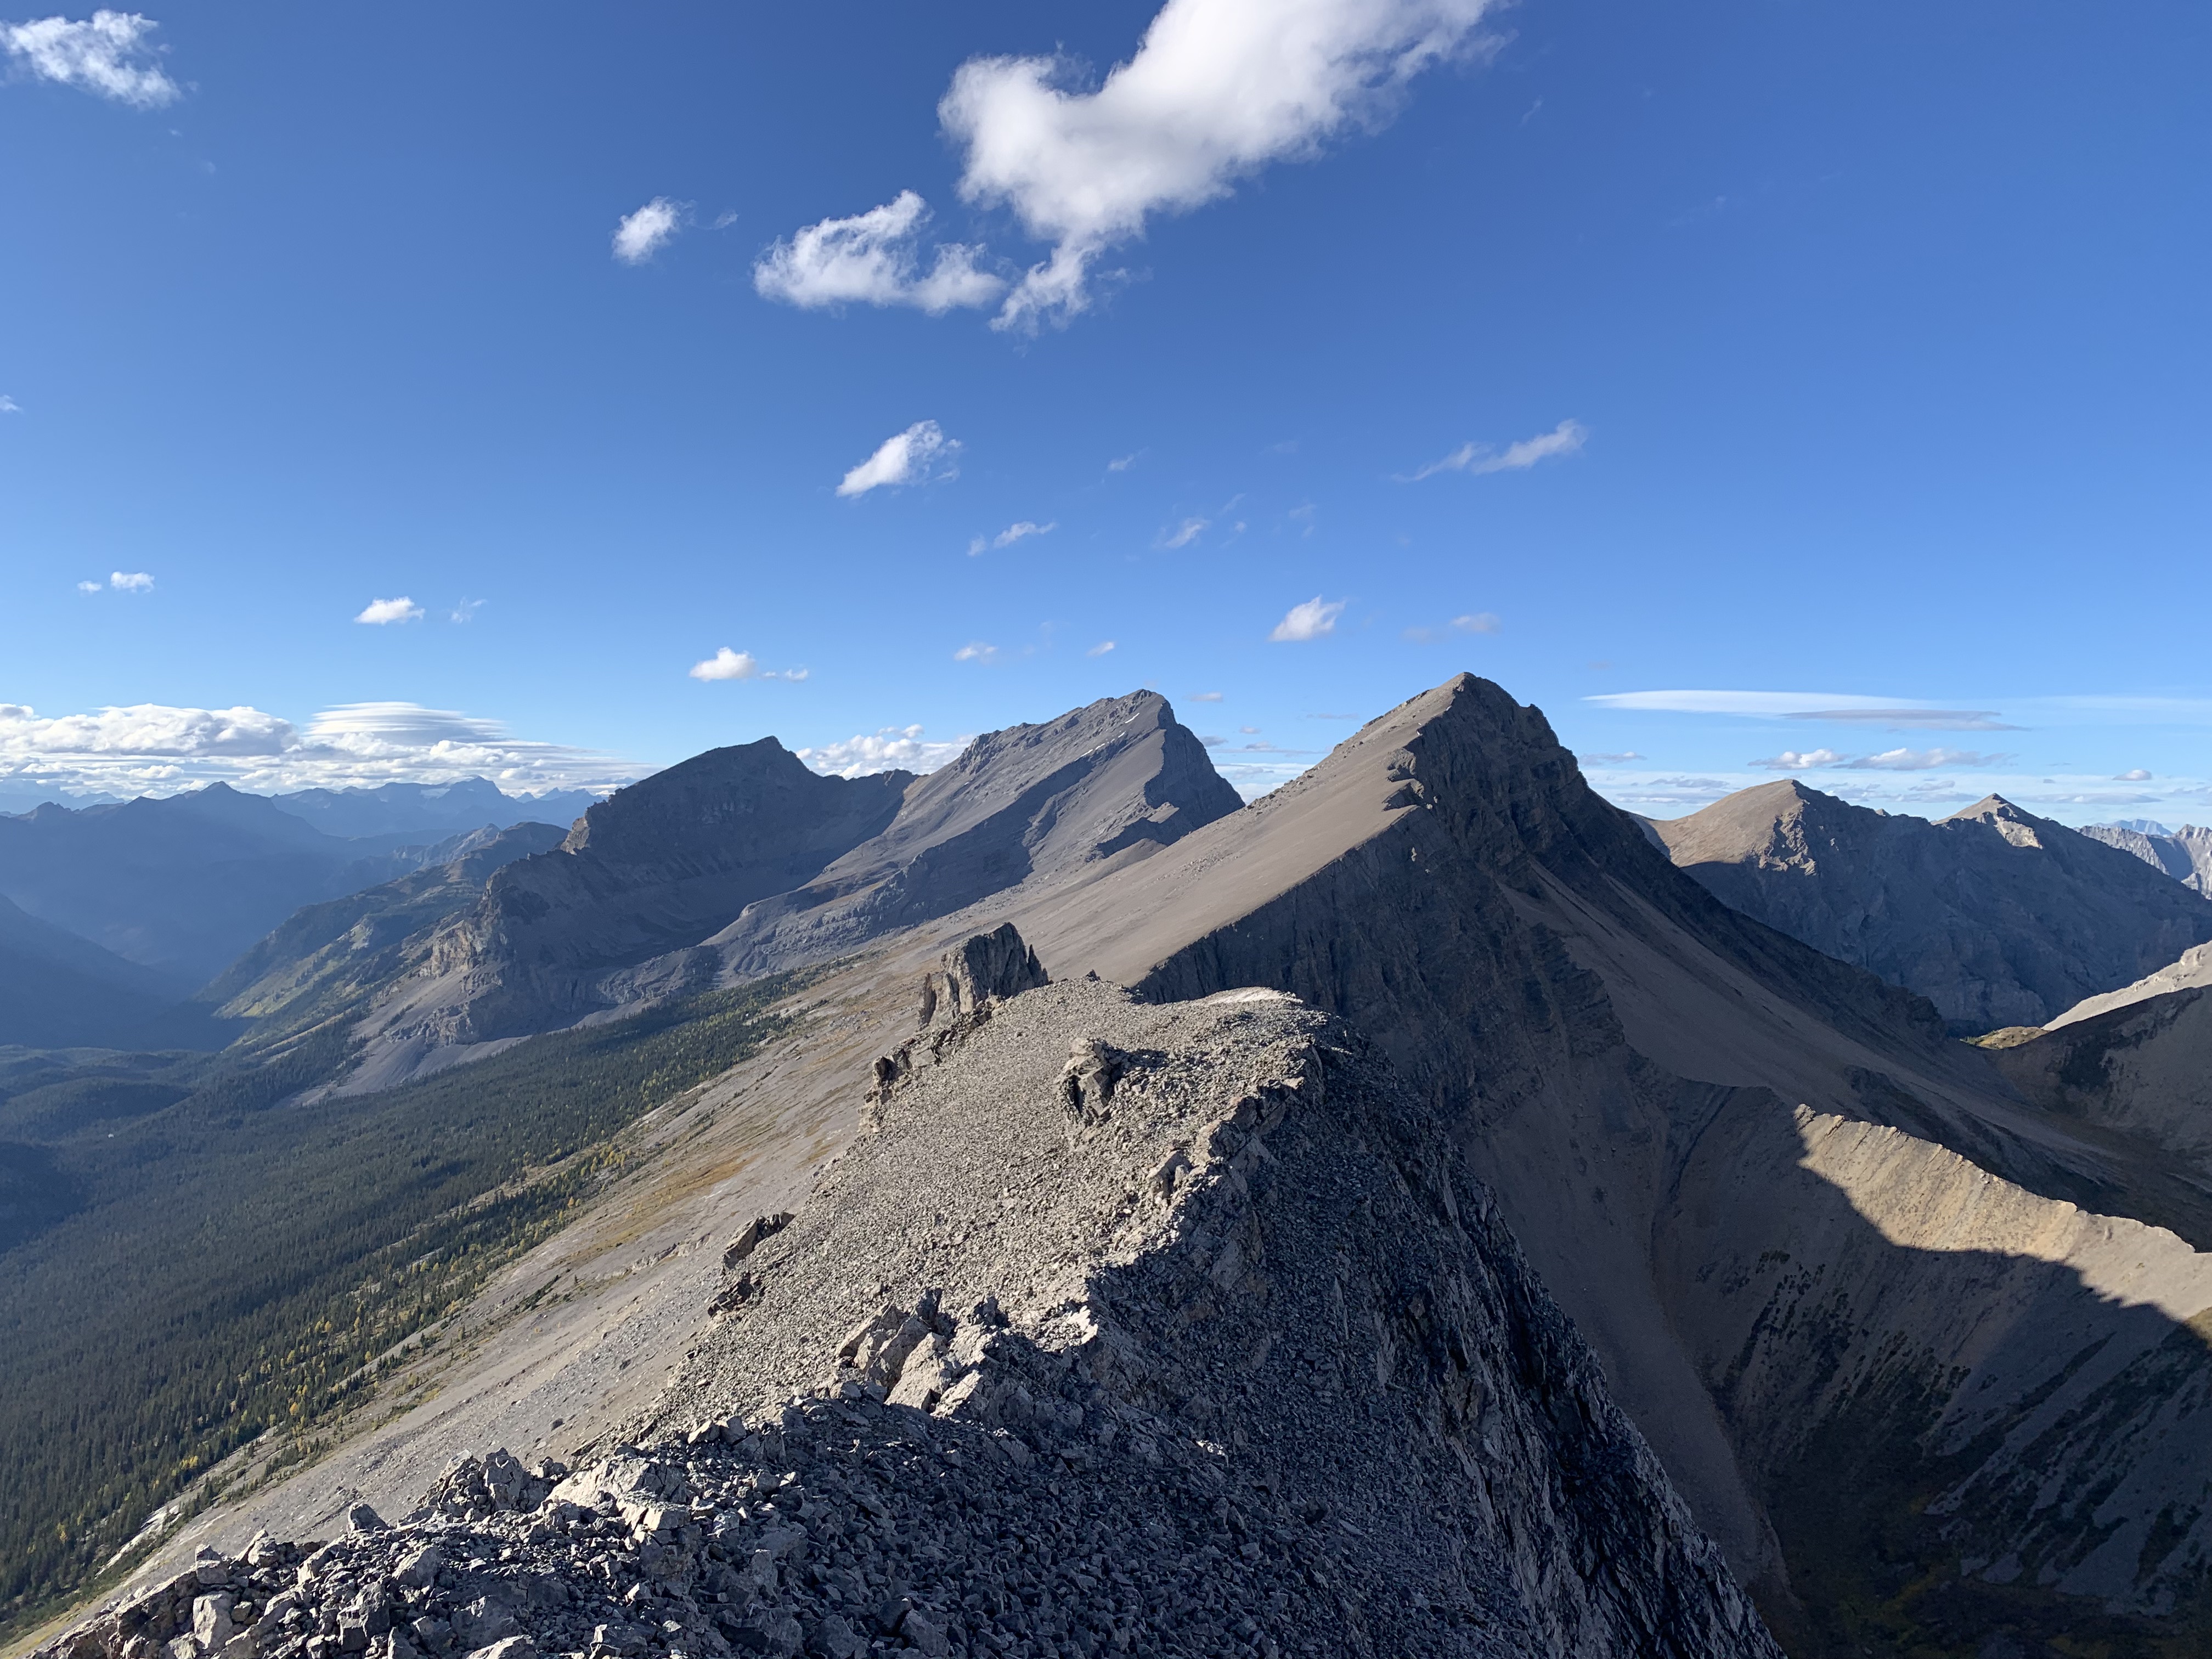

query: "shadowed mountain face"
left=1648, top=781, right=2212, bottom=1031
left=2081, top=821, right=2212, bottom=896
left=0, top=895, right=186, bottom=1048
left=1002, top=675, right=2212, bottom=1651
left=0, top=786, right=550, bottom=987
left=361, top=692, right=1243, bottom=1057
left=201, top=822, right=569, bottom=1049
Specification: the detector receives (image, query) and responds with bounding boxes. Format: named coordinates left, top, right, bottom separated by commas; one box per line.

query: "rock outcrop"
left=2080, top=821, right=2212, bottom=896
left=1647, top=780, right=2212, bottom=1030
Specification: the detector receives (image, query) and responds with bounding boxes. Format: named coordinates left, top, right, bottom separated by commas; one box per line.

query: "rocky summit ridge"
left=39, top=943, right=1777, bottom=1659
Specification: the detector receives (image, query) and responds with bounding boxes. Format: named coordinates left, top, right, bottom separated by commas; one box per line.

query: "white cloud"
left=941, top=0, right=1502, bottom=329
left=612, top=196, right=685, bottom=264
left=0, top=394, right=19, bottom=413
left=973, top=519, right=1056, bottom=554
left=837, top=420, right=962, bottom=498
left=109, top=569, right=153, bottom=591
left=1405, top=418, right=1587, bottom=481
left=1269, top=596, right=1346, bottom=642
left=0, top=699, right=636, bottom=796
left=2117, top=768, right=2153, bottom=781
left=76, top=580, right=100, bottom=594
left=1578, top=751, right=1643, bottom=764
left=354, top=596, right=424, bottom=625
left=797, top=724, right=973, bottom=778
left=953, top=641, right=1002, bottom=664
left=1189, top=691, right=1223, bottom=702
left=689, top=647, right=805, bottom=683
left=1086, top=640, right=1116, bottom=656
left=754, top=191, right=1003, bottom=314
left=450, top=598, right=484, bottom=623
left=1107, top=452, right=1139, bottom=472
left=3, top=10, right=179, bottom=108
left=1161, top=516, right=1208, bottom=549
left=1452, top=611, right=1500, bottom=633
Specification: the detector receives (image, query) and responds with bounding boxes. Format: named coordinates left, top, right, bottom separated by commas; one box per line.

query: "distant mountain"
left=0, top=784, right=562, bottom=986
left=359, top=691, right=1240, bottom=1063
left=269, top=778, right=601, bottom=841
left=2079, top=820, right=2212, bottom=896
left=0, top=894, right=187, bottom=1048
left=1648, top=780, right=2212, bottom=1030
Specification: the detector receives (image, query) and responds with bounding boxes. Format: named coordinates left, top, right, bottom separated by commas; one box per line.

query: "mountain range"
left=1646, top=779, right=2212, bottom=1031
left=2081, top=819, right=2212, bottom=895
left=8, top=679, right=2210, bottom=1659
left=0, top=779, right=596, bottom=1043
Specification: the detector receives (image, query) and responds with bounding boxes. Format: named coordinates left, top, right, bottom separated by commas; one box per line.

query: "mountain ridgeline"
left=9, top=679, right=2212, bottom=1659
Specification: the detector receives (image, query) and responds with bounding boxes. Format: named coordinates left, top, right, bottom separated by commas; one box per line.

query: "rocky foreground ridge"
left=40, top=939, right=1776, bottom=1659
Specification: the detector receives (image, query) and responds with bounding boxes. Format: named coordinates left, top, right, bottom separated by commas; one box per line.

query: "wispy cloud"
left=2116, top=769, right=2153, bottom=782
left=0, top=394, right=19, bottom=413
left=1160, top=517, right=1208, bottom=549
left=1750, top=746, right=2012, bottom=773
left=688, top=647, right=807, bottom=683
left=970, top=519, right=1056, bottom=555
left=953, top=641, right=1001, bottom=664
left=1404, top=610, right=1500, bottom=643
left=1578, top=751, right=1644, bottom=764
left=3, top=11, right=179, bottom=107
left=612, top=197, right=685, bottom=264
left=796, top=724, right=973, bottom=779
left=450, top=599, right=485, bottom=623
left=1269, top=596, right=1346, bottom=642
left=1107, top=452, right=1139, bottom=473
left=754, top=191, right=1003, bottom=314
left=1403, top=418, right=1587, bottom=481
left=0, top=699, right=635, bottom=795
left=1189, top=691, right=1223, bottom=702
left=838, top=420, right=961, bottom=498
left=1590, top=690, right=2019, bottom=731
left=354, top=596, right=424, bottom=625
left=1086, top=640, right=1116, bottom=657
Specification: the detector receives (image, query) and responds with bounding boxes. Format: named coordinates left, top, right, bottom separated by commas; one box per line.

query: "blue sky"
left=2, top=0, right=2205, bottom=825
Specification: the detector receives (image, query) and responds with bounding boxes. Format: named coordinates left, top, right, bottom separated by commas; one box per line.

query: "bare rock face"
left=352, top=693, right=1237, bottom=1068
left=1985, top=975, right=2212, bottom=1180
left=422, top=743, right=914, bottom=1041
left=1650, top=780, right=2212, bottom=1030
left=1008, top=674, right=2212, bottom=1649
left=2080, top=821, right=2212, bottom=896
left=696, top=691, right=1241, bottom=978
